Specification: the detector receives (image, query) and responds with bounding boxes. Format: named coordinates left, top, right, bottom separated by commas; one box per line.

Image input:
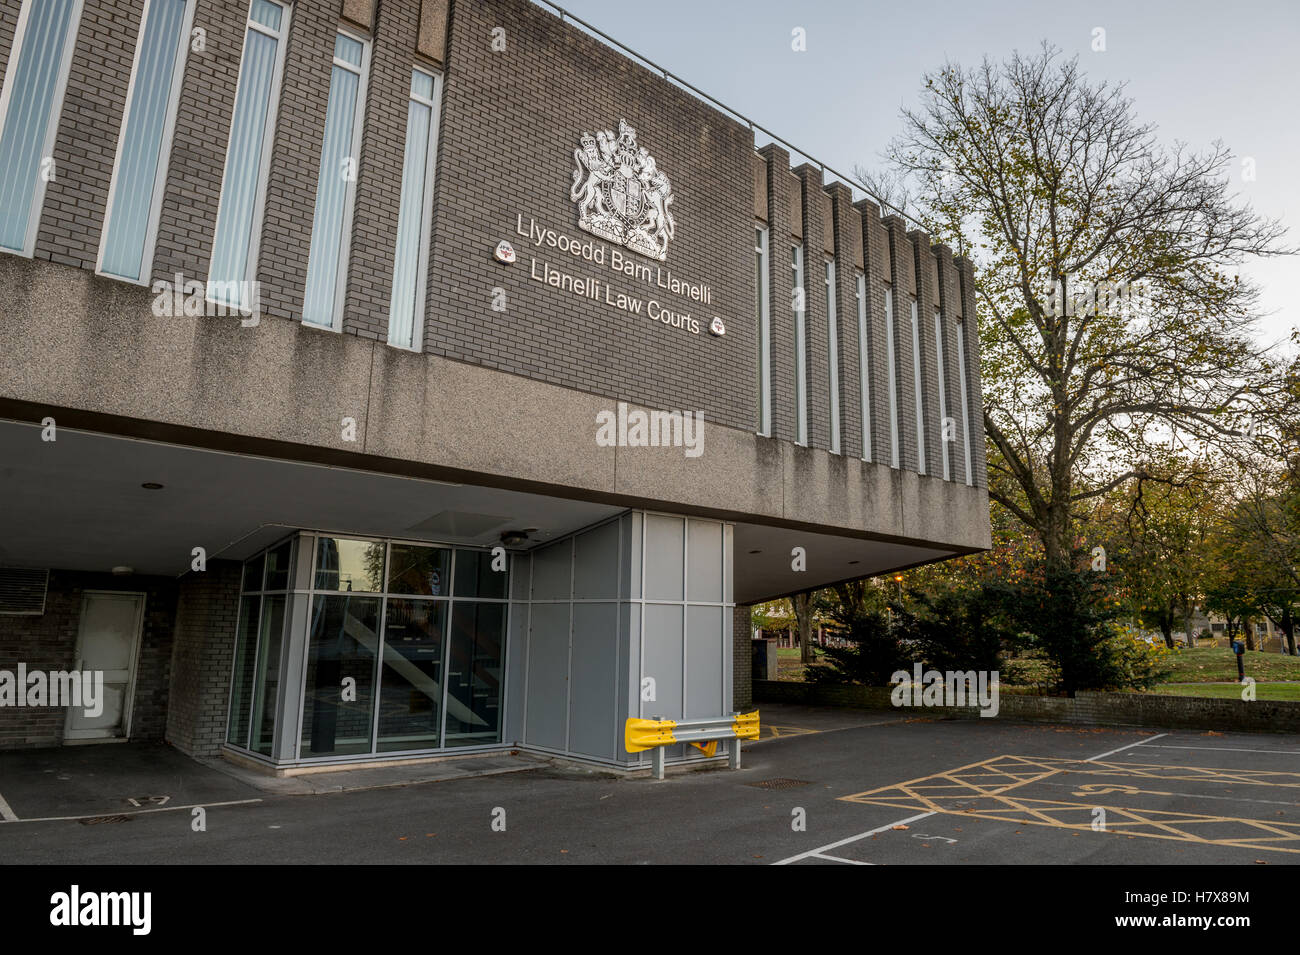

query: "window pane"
left=314, top=537, right=385, bottom=592
left=250, top=0, right=282, bottom=30
left=99, top=0, right=187, bottom=280
left=226, top=596, right=260, bottom=746
left=242, top=552, right=265, bottom=592
left=411, top=68, right=434, bottom=100
left=387, top=543, right=451, bottom=596
left=376, top=598, right=446, bottom=752
left=209, top=18, right=282, bottom=304
left=300, top=594, right=379, bottom=756
left=0, top=0, right=80, bottom=252
left=444, top=602, right=505, bottom=747
left=453, top=548, right=508, bottom=599
left=334, top=32, right=362, bottom=67
left=264, top=539, right=292, bottom=590
left=249, top=593, right=285, bottom=755
left=302, top=37, right=363, bottom=327
left=388, top=93, right=433, bottom=348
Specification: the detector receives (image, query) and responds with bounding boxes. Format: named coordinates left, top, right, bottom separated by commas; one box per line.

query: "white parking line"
left=1141, top=744, right=1300, bottom=756
left=1085, top=733, right=1167, bottom=761
left=811, top=852, right=874, bottom=865
left=772, top=811, right=935, bottom=865
left=0, top=790, right=18, bottom=822
left=0, top=798, right=261, bottom=824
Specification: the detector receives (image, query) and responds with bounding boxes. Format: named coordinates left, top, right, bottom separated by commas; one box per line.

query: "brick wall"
left=165, top=560, right=241, bottom=757
left=0, top=571, right=176, bottom=748
left=2, top=0, right=989, bottom=490
left=753, top=681, right=1300, bottom=735
left=425, top=0, right=758, bottom=430
left=733, top=602, right=751, bottom=709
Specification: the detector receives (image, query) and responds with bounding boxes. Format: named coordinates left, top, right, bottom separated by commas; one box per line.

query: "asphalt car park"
left=0, top=705, right=1296, bottom=865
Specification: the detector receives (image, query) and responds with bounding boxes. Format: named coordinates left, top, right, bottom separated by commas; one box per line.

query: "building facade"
left=0, top=0, right=990, bottom=769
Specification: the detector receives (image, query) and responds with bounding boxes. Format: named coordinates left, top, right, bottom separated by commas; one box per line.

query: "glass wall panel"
left=226, top=595, right=260, bottom=746
left=249, top=593, right=285, bottom=755
left=444, top=602, right=505, bottom=747
left=242, top=552, right=264, bottom=592
left=264, top=539, right=292, bottom=590
left=300, top=594, right=379, bottom=756
left=387, top=543, right=450, bottom=596
left=453, top=548, right=508, bottom=599
left=314, top=537, right=384, bottom=592
left=376, top=598, right=446, bottom=752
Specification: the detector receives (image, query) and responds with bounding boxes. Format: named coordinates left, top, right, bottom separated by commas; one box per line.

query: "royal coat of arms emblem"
left=570, top=119, right=675, bottom=261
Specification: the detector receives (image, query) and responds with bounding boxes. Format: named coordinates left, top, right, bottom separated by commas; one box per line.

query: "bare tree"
left=878, top=44, right=1292, bottom=568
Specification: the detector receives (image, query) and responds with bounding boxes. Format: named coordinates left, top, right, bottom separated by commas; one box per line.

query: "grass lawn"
left=1005, top=646, right=1300, bottom=686
left=1146, top=682, right=1300, bottom=701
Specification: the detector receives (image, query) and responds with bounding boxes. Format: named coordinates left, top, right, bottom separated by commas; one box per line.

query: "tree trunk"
left=1282, top=608, right=1296, bottom=656
left=793, top=593, right=815, bottom=665
left=1243, top=617, right=1256, bottom=651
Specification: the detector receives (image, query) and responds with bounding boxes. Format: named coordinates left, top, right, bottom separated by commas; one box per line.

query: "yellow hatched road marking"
left=840, top=754, right=1300, bottom=855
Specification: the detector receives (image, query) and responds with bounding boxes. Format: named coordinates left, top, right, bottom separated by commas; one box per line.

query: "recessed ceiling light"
left=111, top=566, right=133, bottom=575
left=748, top=549, right=762, bottom=555
left=500, top=530, right=530, bottom=547
left=141, top=482, right=164, bottom=490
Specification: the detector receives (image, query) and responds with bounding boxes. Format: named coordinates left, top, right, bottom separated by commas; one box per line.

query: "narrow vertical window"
left=208, top=0, right=290, bottom=311
left=825, top=258, right=840, bottom=454
left=0, top=0, right=84, bottom=255
left=911, top=296, right=926, bottom=475
left=98, top=0, right=194, bottom=283
left=957, top=320, right=973, bottom=486
left=855, top=271, right=871, bottom=463
left=792, top=243, right=807, bottom=446
left=885, top=288, right=899, bottom=468
left=388, top=66, right=442, bottom=351
left=755, top=225, right=771, bottom=436
left=934, top=307, right=950, bottom=480
left=302, top=29, right=369, bottom=329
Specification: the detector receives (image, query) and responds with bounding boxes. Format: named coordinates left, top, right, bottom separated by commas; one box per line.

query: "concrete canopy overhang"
left=0, top=418, right=962, bottom=593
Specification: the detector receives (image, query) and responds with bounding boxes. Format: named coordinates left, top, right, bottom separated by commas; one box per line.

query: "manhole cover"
left=79, top=814, right=132, bottom=825
left=747, top=778, right=812, bottom=790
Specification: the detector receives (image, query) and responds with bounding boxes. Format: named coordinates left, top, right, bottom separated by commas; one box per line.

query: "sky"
left=540, top=0, right=1300, bottom=351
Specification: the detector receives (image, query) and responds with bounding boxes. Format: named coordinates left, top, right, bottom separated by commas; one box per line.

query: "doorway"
left=64, top=591, right=145, bottom=741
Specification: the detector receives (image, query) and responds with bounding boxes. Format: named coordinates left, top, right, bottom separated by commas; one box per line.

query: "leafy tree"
left=862, top=44, right=1291, bottom=572
left=1003, top=556, right=1129, bottom=695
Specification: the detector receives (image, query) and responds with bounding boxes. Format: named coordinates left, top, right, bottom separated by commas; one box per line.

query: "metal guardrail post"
left=651, top=743, right=665, bottom=780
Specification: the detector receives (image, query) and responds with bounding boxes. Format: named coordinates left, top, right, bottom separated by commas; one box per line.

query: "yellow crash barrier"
left=625, top=717, right=678, bottom=753
left=624, top=710, right=761, bottom=778
left=732, top=710, right=760, bottom=741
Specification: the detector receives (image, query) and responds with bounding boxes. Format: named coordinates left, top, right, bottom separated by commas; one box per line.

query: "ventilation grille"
left=0, top=568, right=48, bottom=615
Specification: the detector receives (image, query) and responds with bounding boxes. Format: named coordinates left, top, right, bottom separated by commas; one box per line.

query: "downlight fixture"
left=500, top=529, right=530, bottom=547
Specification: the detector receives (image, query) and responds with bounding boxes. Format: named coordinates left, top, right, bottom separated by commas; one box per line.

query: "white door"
left=64, top=591, right=145, bottom=741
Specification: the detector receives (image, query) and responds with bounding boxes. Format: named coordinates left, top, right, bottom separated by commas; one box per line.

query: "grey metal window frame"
left=291, top=532, right=511, bottom=762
